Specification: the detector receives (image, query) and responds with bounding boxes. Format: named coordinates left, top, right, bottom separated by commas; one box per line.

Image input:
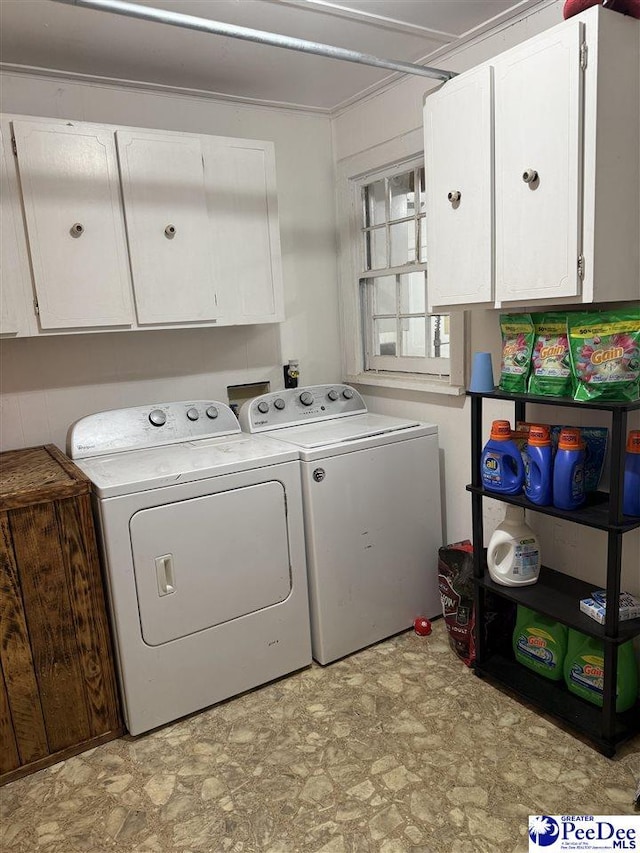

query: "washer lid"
left=74, top=434, right=298, bottom=498
left=264, top=413, right=437, bottom=450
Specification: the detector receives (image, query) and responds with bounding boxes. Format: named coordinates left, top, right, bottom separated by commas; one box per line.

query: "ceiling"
left=0, top=0, right=549, bottom=112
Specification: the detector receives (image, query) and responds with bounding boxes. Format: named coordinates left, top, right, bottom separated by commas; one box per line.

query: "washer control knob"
left=343, top=388, right=354, bottom=399
left=186, top=407, right=199, bottom=421
left=206, top=406, right=218, bottom=419
left=327, top=389, right=339, bottom=401
left=274, top=398, right=286, bottom=411
left=300, top=392, right=314, bottom=406
left=257, top=401, right=270, bottom=414
left=149, top=409, right=166, bottom=427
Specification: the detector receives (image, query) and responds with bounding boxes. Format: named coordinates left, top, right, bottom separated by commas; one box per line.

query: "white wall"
left=331, top=0, right=640, bottom=594
left=0, top=73, right=341, bottom=451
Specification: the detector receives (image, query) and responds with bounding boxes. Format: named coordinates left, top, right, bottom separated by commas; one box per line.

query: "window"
left=337, top=134, right=464, bottom=396
left=358, top=163, right=451, bottom=378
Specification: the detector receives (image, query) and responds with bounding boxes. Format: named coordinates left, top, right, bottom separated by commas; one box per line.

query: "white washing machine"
left=68, top=400, right=311, bottom=735
left=239, top=385, right=442, bottom=665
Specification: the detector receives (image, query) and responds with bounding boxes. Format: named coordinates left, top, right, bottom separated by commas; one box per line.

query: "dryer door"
left=129, top=481, right=291, bottom=646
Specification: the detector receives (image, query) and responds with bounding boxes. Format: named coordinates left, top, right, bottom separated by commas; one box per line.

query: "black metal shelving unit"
left=468, top=389, right=640, bottom=757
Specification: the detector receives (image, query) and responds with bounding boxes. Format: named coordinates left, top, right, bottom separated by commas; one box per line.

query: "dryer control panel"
left=239, top=385, right=367, bottom=433
left=69, top=401, right=240, bottom=458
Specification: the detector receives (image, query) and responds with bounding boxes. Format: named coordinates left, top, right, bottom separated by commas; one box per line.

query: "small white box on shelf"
left=580, top=590, right=640, bottom=625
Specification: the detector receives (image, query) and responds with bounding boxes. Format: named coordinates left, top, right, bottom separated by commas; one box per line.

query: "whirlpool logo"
left=529, top=816, right=560, bottom=847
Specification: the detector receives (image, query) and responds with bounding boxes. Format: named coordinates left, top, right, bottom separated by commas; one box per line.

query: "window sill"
left=345, top=372, right=466, bottom=397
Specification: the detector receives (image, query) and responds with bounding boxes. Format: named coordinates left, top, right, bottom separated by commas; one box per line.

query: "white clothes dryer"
left=68, top=400, right=311, bottom=735
left=239, top=385, right=442, bottom=665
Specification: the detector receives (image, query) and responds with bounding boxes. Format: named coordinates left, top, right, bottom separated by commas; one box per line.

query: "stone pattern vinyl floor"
left=1, top=621, right=639, bottom=853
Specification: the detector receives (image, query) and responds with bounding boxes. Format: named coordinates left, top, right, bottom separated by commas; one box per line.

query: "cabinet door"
left=204, top=139, right=284, bottom=324
left=423, top=65, right=493, bottom=309
left=13, top=121, right=134, bottom=330
left=495, top=21, right=584, bottom=303
left=1, top=129, right=24, bottom=336
left=116, top=131, right=216, bottom=325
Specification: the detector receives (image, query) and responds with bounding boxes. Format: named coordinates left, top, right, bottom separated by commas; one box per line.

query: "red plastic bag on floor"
left=438, top=541, right=476, bottom=666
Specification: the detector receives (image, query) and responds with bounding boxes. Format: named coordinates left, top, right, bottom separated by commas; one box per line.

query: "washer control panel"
left=239, top=385, right=367, bottom=433
left=69, top=401, right=240, bottom=459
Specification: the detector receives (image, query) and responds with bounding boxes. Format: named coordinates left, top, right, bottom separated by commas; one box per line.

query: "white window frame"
left=336, top=132, right=465, bottom=396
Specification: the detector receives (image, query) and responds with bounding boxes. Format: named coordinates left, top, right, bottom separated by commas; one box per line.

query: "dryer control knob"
left=257, top=401, right=270, bottom=414
left=149, top=409, right=166, bottom=427
left=343, top=388, right=354, bottom=399
left=274, top=398, right=286, bottom=410
left=300, top=392, right=314, bottom=407
left=206, top=406, right=219, bottom=419
left=327, top=389, right=339, bottom=401
left=186, top=407, right=199, bottom=421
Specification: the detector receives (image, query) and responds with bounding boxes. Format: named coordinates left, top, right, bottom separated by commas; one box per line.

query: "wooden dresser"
left=0, top=445, right=123, bottom=785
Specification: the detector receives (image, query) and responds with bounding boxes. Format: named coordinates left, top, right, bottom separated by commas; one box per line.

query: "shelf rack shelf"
left=466, top=485, right=640, bottom=533
left=468, top=389, right=640, bottom=756
left=476, top=654, right=640, bottom=754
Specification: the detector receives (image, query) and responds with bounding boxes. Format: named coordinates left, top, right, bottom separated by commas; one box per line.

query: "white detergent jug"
left=487, top=505, right=541, bottom=587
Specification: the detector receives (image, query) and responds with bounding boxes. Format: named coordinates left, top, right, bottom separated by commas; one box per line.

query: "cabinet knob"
left=522, top=169, right=538, bottom=185
left=447, top=191, right=461, bottom=204
left=70, top=223, right=84, bottom=237
left=164, top=224, right=176, bottom=238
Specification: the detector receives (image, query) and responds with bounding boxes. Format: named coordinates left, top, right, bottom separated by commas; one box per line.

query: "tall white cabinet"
left=423, top=65, right=493, bottom=308
left=0, top=116, right=285, bottom=336
left=495, top=21, right=584, bottom=304
left=424, top=5, right=640, bottom=310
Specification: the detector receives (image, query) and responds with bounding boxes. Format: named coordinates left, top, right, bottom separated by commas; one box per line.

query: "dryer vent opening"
left=227, top=382, right=271, bottom=419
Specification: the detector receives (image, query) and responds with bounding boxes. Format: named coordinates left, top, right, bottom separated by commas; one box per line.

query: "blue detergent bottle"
left=481, top=420, right=525, bottom=495
left=524, top=424, right=553, bottom=506
left=623, top=430, right=640, bottom=517
left=553, top=427, right=586, bottom=510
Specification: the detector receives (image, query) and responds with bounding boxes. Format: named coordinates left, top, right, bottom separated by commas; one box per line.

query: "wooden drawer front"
left=0, top=494, right=121, bottom=778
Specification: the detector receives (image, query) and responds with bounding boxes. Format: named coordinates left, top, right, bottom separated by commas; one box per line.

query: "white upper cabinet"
left=424, top=65, right=493, bottom=311
left=116, top=131, right=217, bottom=325
left=0, top=115, right=285, bottom=336
left=424, top=6, right=639, bottom=310
left=13, top=120, right=134, bottom=329
left=204, top=138, right=284, bottom=324
left=495, top=21, right=584, bottom=304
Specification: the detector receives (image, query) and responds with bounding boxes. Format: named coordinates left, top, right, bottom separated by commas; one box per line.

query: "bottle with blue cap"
left=524, top=424, right=553, bottom=506
left=553, top=427, right=586, bottom=510
left=481, top=420, right=525, bottom=495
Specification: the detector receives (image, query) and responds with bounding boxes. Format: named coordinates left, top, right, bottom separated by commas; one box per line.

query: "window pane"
left=364, top=180, right=386, bottom=227
left=373, top=276, right=396, bottom=315
left=389, top=172, right=414, bottom=221
left=374, top=318, right=397, bottom=356
left=367, top=227, right=387, bottom=270
left=390, top=220, right=415, bottom=266
left=401, top=317, right=426, bottom=358
left=400, top=272, right=425, bottom=314
left=419, top=216, right=427, bottom=262
left=418, top=167, right=426, bottom=214
left=429, top=314, right=450, bottom=358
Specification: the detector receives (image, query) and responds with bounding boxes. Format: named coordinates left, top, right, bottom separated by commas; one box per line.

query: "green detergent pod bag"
left=568, top=310, right=640, bottom=402
left=529, top=313, right=573, bottom=397
left=499, top=314, right=535, bottom=394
